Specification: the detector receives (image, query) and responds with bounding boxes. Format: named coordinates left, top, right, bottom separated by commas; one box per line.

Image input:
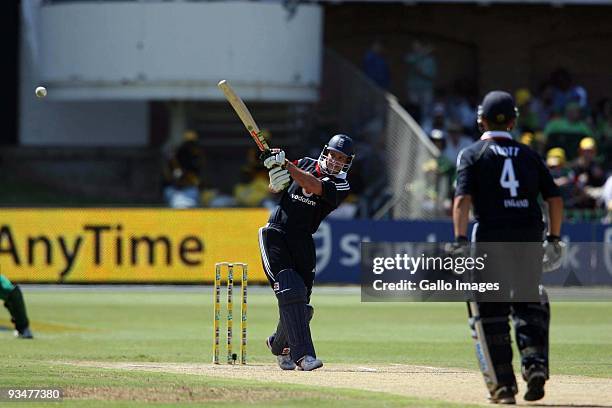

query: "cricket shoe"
left=265, top=335, right=296, bottom=370
left=488, top=386, right=517, bottom=405
left=296, top=355, right=323, bottom=371
left=14, top=327, right=34, bottom=339
left=523, top=364, right=547, bottom=402
left=276, top=353, right=297, bottom=371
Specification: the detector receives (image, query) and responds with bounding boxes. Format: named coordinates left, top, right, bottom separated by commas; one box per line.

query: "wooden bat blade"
left=218, top=80, right=270, bottom=151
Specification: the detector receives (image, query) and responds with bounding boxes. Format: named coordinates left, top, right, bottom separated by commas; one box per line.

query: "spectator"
left=596, top=98, right=612, bottom=140
left=446, top=81, right=477, bottom=136
left=533, top=131, right=547, bottom=157
left=421, top=103, right=446, bottom=135
left=174, top=131, right=202, bottom=177
left=430, top=129, right=455, bottom=176
left=232, top=132, right=277, bottom=208
left=520, top=132, right=534, bottom=147
left=429, top=129, right=455, bottom=210
left=233, top=166, right=274, bottom=208
left=362, top=40, right=390, bottom=90
left=550, top=68, right=588, bottom=114
left=599, top=175, right=612, bottom=223
left=519, top=131, right=545, bottom=157
left=429, top=129, right=446, bottom=151
left=546, top=147, right=577, bottom=207
left=404, top=40, right=437, bottom=121
left=163, top=130, right=204, bottom=208
left=544, top=102, right=592, bottom=161
left=569, top=137, right=606, bottom=209
left=595, top=98, right=612, bottom=163
left=571, top=137, right=606, bottom=188
left=443, top=121, right=473, bottom=165
left=514, top=88, right=541, bottom=133
left=532, top=82, right=556, bottom=126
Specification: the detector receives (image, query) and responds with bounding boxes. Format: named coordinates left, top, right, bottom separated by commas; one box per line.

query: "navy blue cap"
left=479, top=91, right=517, bottom=124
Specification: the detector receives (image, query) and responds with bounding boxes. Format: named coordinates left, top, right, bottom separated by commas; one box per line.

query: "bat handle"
left=259, top=148, right=273, bottom=162
left=260, top=149, right=289, bottom=169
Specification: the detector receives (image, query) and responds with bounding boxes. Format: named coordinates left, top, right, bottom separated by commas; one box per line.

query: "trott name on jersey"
left=489, top=145, right=519, bottom=157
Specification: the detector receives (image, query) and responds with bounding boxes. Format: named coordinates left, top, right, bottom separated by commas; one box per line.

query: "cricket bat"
left=217, top=80, right=270, bottom=152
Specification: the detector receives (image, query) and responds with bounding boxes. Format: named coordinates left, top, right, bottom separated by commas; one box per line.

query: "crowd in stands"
left=360, top=40, right=612, bottom=222
left=163, top=56, right=612, bottom=224
left=162, top=130, right=278, bottom=210
left=415, top=68, right=612, bottom=223
left=161, top=128, right=376, bottom=219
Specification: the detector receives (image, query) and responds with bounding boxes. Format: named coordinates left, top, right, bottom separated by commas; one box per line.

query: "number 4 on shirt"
left=500, top=158, right=519, bottom=197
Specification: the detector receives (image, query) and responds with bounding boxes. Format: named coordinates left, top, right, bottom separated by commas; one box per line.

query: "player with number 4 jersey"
left=456, top=114, right=560, bottom=230
left=453, top=91, right=563, bottom=404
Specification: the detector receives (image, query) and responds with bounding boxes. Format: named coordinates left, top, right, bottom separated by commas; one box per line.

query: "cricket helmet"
left=318, top=134, right=355, bottom=176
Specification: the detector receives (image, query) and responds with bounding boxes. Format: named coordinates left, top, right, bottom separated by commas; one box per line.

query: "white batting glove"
left=263, top=149, right=286, bottom=169
left=269, top=167, right=291, bottom=193
left=542, top=236, right=566, bottom=273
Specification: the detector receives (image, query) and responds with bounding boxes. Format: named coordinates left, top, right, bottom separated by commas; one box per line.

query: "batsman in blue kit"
left=258, top=134, right=354, bottom=371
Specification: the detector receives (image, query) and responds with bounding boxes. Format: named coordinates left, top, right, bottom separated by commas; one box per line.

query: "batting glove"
left=543, top=235, right=566, bottom=273
left=444, top=236, right=470, bottom=257
left=262, top=149, right=286, bottom=169
left=269, top=166, right=291, bottom=193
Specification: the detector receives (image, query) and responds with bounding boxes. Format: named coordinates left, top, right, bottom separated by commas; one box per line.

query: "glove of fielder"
left=543, top=235, right=566, bottom=273
left=261, top=149, right=286, bottom=170
left=269, top=166, right=291, bottom=193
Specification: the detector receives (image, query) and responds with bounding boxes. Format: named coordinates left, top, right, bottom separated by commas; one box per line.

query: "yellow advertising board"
left=0, top=208, right=270, bottom=283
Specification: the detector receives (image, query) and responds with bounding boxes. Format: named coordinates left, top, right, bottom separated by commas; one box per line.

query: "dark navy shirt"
left=268, top=157, right=350, bottom=234
left=455, top=132, right=560, bottom=229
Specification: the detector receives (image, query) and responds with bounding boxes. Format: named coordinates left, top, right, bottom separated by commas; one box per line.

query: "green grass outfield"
left=2, top=286, right=611, bottom=407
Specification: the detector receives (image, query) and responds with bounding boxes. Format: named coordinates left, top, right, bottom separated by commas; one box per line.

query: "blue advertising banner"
left=314, top=220, right=612, bottom=284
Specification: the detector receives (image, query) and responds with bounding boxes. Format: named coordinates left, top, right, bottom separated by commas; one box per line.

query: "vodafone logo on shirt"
left=291, top=193, right=316, bottom=206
